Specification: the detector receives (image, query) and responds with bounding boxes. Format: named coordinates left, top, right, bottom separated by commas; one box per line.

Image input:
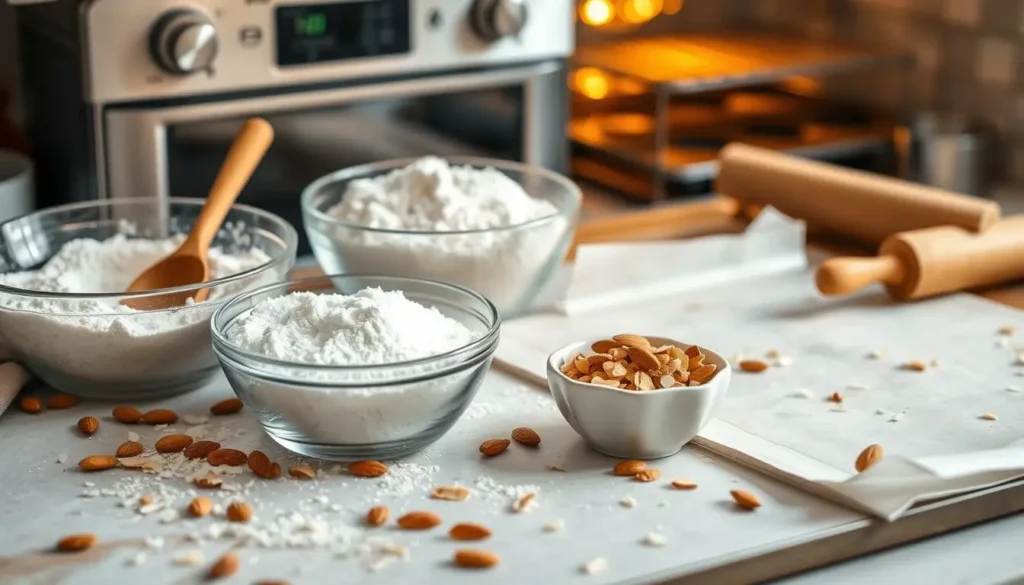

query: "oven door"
left=102, top=61, right=568, bottom=255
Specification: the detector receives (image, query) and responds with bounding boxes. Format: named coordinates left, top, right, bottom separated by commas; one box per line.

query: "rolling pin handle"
left=815, top=255, right=906, bottom=296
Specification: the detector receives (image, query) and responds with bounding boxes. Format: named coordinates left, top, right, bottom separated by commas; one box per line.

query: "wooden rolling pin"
left=716, top=143, right=1001, bottom=244
left=815, top=215, right=1024, bottom=301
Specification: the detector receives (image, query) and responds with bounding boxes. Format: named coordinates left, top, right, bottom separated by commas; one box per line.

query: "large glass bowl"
left=301, top=156, right=581, bottom=318
left=211, top=274, right=501, bottom=460
left=0, top=198, right=298, bottom=399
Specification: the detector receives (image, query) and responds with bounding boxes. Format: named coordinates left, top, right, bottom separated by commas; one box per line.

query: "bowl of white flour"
left=301, top=156, right=580, bottom=318
left=0, top=198, right=297, bottom=399
left=211, top=274, right=500, bottom=461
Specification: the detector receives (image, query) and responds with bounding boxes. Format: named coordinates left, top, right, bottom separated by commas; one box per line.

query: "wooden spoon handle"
left=188, top=118, right=275, bottom=251
left=815, top=255, right=906, bottom=296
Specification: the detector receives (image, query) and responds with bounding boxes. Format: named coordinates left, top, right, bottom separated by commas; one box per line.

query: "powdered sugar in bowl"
left=301, top=156, right=581, bottom=318
left=0, top=198, right=297, bottom=399
left=211, top=274, right=500, bottom=460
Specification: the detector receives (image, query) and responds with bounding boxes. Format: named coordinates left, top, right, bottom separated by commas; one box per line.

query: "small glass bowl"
left=0, top=198, right=298, bottom=399
left=300, top=156, right=581, bottom=318
left=211, top=274, right=501, bottom=461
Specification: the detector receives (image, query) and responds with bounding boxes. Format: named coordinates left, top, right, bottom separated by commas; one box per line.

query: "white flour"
left=316, top=156, right=571, bottom=314
left=224, top=287, right=489, bottom=446
left=0, top=234, right=272, bottom=392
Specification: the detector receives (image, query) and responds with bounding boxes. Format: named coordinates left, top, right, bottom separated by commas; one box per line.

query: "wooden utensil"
left=815, top=215, right=1024, bottom=301
left=123, top=118, right=274, bottom=310
left=716, top=143, right=1001, bottom=244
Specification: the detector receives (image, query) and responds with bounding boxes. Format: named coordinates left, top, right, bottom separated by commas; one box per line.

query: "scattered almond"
left=828, top=391, right=843, bottom=404
left=188, top=496, right=213, bottom=517
left=112, top=406, right=143, bottom=423
left=449, top=523, right=491, bottom=541
left=154, top=434, right=193, bottom=453
left=194, top=472, right=223, bottom=489
left=46, top=394, right=78, bottom=409
left=141, top=409, right=178, bottom=424
left=902, top=360, right=927, bottom=372
left=77, top=416, right=99, bottom=436
left=348, top=460, right=388, bottom=477
left=397, top=511, right=442, bottom=530
left=739, top=360, right=769, bottom=373
left=635, top=469, right=661, bottom=482
left=226, top=501, right=252, bottom=522
left=248, top=450, right=278, bottom=479
left=730, top=489, right=761, bottom=510
left=613, top=460, right=646, bottom=476
left=209, top=398, right=244, bottom=416
left=855, top=444, right=884, bottom=472
left=366, top=506, right=389, bottom=527
left=511, top=427, right=541, bottom=446
left=208, top=552, right=239, bottom=579
left=479, top=438, right=510, bottom=457
left=183, top=440, right=221, bottom=460
left=998, top=326, right=1015, bottom=336
left=19, top=396, right=41, bottom=414
left=512, top=492, right=536, bottom=513
left=453, top=549, right=499, bottom=569
left=981, top=413, right=998, bottom=421
left=79, top=454, right=118, bottom=472
left=116, top=441, right=144, bottom=458
left=138, top=495, right=153, bottom=506
left=56, top=533, right=96, bottom=552
left=671, top=479, right=697, bottom=490
left=207, top=448, right=247, bottom=467
left=289, top=465, right=316, bottom=480
left=431, top=485, right=471, bottom=501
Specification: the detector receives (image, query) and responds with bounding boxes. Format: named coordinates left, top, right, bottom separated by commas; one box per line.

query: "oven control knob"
left=471, top=0, right=529, bottom=41
left=150, top=10, right=220, bottom=76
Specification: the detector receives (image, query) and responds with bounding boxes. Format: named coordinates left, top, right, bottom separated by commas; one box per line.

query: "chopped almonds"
left=561, top=335, right=719, bottom=391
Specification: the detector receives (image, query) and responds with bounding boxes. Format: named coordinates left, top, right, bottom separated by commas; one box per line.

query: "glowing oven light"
left=572, top=68, right=611, bottom=100
left=580, top=0, right=613, bottom=26
left=623, top=0, right=663, bottom=23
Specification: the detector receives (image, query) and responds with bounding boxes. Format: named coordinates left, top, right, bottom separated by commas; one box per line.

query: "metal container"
left=906, top=113, right=999, bottom=198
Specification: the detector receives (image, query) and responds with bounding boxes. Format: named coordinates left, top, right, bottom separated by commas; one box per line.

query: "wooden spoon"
left=122, top=117, right=274, bottom=310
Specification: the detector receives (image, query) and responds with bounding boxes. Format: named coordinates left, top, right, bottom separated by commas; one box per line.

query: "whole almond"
left=79, top=454, right=118, bottom=472
left=77, top=416, right=99, bottom=436
left=613, top=460, right=646, bottom=476
left=248, top=450, right=275, bottom=478
left=449, top=523, right=492, bottom=541
left=397, top=511, right=442, bottom=530
left=207, top=448, right=247, bottom=467
left=226, top=501, right=252, bottom=522
left=208, top=552, right=239, bottom=579
left=479, top=438, right=510, bottom=457
left=288, top=465, right=316, bottom=480
left=47, top=394, right=78, bottom=409
left=116, top=441, right=144, bottom=458
left=730, top=489, right=761, bottom=510
left=671, top=479, right=697, bottom=490
left=194, top=472, right=223, bottom=489
left=366, top=505, right=389, bottom=527
left=511, top=427, right=541, bottom=446
left=739, top=360, right=769, bottom=373
left=183, top=440, right=221, bottom=460
left=19, top=396, right=42, bottom=414
left=155, top=434, right=193, bottom=453
left=627, top=346, right=661, bottom=371
left=210, top=398, right=244, bottom=416
left=141, top=409, right=177, bottom=424
left=591, top=339, right=621, bottom=353
left=112, top=406, right=143, bottom=424
left=56, top=533, right=96, bottom=552
left=267, top=463, right=282, bottom=479
left=855, top=444, right=884, bottom=473
left=188, top=496, right=213, bottom=517
left=612, top=334, right=651, bottom=350
left=453, top=549, right=499, bottom=569
left=431, top=485, right=471, bottom=501
left=635, top=469, right=661, bottom=482
left=348, top=460, right=388, bottom=477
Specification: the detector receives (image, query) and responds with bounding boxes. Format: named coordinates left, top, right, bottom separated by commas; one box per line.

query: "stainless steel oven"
left=16, top=0, right=573, bottom=253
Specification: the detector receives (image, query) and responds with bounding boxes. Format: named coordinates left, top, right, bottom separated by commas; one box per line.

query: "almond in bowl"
left=546, top=334, right=731, bottom=460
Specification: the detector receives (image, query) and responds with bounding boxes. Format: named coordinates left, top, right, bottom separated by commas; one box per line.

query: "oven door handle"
left=101, top=61, right=566, bottom=202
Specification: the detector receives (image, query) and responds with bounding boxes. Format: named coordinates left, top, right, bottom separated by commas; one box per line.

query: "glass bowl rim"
left=210, top=273, right=502, bottom=376
left=0, top=197, right=299, bottom=309
left=300, top=155, right=582, bottom=236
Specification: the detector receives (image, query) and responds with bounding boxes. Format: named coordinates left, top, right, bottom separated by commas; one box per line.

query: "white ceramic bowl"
left=546, top=336, right=731, bottom=460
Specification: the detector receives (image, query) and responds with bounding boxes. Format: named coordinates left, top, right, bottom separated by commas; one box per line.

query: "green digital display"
left=294, top=12, right=327, bottom=36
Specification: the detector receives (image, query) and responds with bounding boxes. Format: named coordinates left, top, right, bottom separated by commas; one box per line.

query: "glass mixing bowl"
left=301, top=156, right=581, bottom=318
left=0, top=198, right=297, bottom=399
left=211, top=274, right=501, bottom=460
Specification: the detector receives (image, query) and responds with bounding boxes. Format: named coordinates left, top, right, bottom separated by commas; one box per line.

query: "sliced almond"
left=902, top=360, right=927, bottom=372
left=635, top=469, right=661, bottom=482
left=981, top=413, right=998, bottom=421
left=608, top=347, right=628, bottom=361
left=453, top=549, right=499, bottom=569
left=730, top=489, right=761, bottom=510
left=288, top=465, right=316, bottom=480
left=366, top=505, right=389, bottom=527
left=511, top=492, right=536, bottom=513
left=634, top=371, right=655, bottom=391
left=684, top=345, right=704, bottom=359
left=689, top=363, right=718, bottom=384
left=613, top=460, right=646, bottom=476
left=511, top=427, right=541, bottom=446
left=591, top=339, right=620, bottom=353
left=431, top=485, right=471, bottom=501
left=855, top=444, right=883, bottom=472
left=586, top=353, right=613, bottom=366
left=739, top=360, right=769, bottom=373
left=573, top=355, right=591, bottom=375
left=397, top=511, right=442, bottom=530
left=348, top=460, right=388, bottom=477
left=194, top=472, right=223, bottom=489
left=479, top=438, right=510, bottom=457
left=656, top=353, right=670, bottom=365
left=671, top=479, right=697, bottom=490
left=449, top=523, right=492, bottom=541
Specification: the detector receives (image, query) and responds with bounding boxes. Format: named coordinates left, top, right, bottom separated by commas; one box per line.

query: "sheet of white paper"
left=497, top=217, right=1024, bottom=520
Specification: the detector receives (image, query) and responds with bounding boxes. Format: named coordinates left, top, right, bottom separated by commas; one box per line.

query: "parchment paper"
left=497, top=210, right=1024, bottom=520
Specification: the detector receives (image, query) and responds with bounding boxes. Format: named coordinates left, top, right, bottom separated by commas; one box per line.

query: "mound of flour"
left=0, top=234, right=272, bottom=393
left=318, top=157, right=571, bottom=315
